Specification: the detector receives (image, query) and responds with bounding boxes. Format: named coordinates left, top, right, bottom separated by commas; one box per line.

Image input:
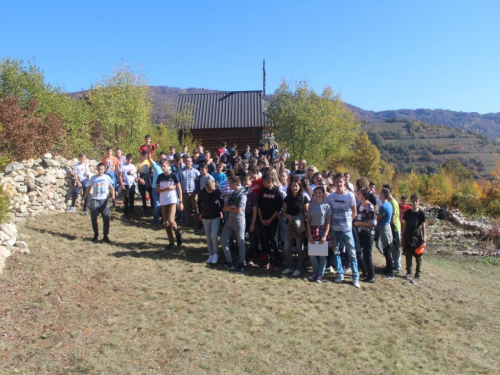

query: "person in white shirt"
left=82, top=163, right=115, bottom=243
left=69, top=153, right=92, bottom=214
left=118, top=154, right=138, bottom=217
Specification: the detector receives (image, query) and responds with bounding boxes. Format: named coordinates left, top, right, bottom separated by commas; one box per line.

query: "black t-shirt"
left=368, top=192, right=377, bottom=207
left=284, top=193, right=310, bottom=216
left=241, top=151, right=252, bottom=161
left=403, top=209, right=426, bottom=232
left=258, top=187, right=284, bottom=221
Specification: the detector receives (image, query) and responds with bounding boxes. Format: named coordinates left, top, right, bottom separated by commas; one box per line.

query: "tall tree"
left=266, top=80, right=359, bottom=169
left=351, top=132, right=385, bottom=179
left=86, top=63, right=152, bottom=153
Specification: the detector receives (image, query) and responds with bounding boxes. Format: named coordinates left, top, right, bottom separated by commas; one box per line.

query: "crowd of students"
left=70, top=135, right=426, bottom=287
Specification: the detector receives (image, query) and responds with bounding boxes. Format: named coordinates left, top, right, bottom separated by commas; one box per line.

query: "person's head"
left=205, top=179, right=216, bottom=193
left=369, top=182, right=376, bottom=192
left=279, top=170, right=288, bottom=185
left=410, top=194, right=420, bottom=209
left=226, top=169, right=235, bottom=179
left=248, top=165, right=259, bottom=179
left=182, top=145, right=188, bottom=153
left=126, top=153, right=133, bottom=164
left=199, top=163, right=208, bottom=175
left=217, top=162, right=225, bottom=173
left=192, top=151, right=200, bottom=161
left=245, top=145, right=251, bottom=152
left=380, top=188, right=391, bottom=202
left=307, top=166, right=318, bottom=179
left=144, top=135, right=151, bottom=144
left=159, top=151, right=167, bottom=161
left=242, top=175, right=252, bottom=188
left=357, top=188, right=370, bottom=203
left=313, top=172, right=322, bottom=185
left=356, top=177, right=370, bottom=190
left=105, top=146, right=113, bottom=156
left=96, top=163, right=105, bottom=176
left=229, top=176, right=241, bottom=189
left=140, top=150, right=148, bottom=159
left=383, top=184, right=393, bottom=197
left=185, top=157, right=193, bottom=168
left=116, top=149, right=123, bottom=158
left=253, top=148, right=260, bottom=156
left=78, top=153, right=86, bottom=163
left=291, top=160, right=299, bottom=171
left=204, top=150, right=211, bottom=159
left=313, top=185, right=326, bottom=200
left=298, top=159, right=307, bottom=171
left=334, top=173, right=345, bottom=191
left=287, top=176, right=303, bottom=197
left=174, top=153, right=182, bottom=164
left=196, top=144, right=204, bottom=153
left=344, top=172, right=351, bottom=182
left=221, top=141, right=227, bottom=147
left=262, top=173, right=275, bottom=189
left=401, top=195, right=408, bottom=205
left=160, top=159, right=170, bottom=173
left=169, top=146, right=176, bottom=154
left=258, top=158, right=269, bottom=169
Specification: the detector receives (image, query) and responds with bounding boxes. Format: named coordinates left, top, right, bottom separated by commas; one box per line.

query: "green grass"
left=1, top=210, right=499, bottom=374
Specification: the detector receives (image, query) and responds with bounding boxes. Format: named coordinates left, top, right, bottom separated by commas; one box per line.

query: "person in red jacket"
left=139, top=134, right=159, bottom=160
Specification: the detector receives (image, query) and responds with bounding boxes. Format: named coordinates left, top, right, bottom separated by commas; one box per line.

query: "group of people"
left=70, top=136, right=426, bottom=287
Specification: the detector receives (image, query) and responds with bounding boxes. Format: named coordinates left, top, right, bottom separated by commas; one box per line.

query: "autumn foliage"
left=0, top=95, right=68, bottom=161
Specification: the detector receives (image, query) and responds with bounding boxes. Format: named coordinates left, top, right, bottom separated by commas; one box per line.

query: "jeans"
left=202, top=217, right=221, bottom=256
left=331, top=230, right=359, bottom=280
left=284, top=232, right=305, bottom=271
left=138, top=184, right=153, bottom=212
left=220, top=218, right=246, bottom=264
left=261, top=219, right=279, bottom=263
left=72, top=184, right=89, bottom=210
left=359, top=230, right=375, bottom=280
left=182, top=192, right=199, bottom=227
left=152, top=190, right=162, bottom=225
left=405, top=248, right=423, bottom=278
left=123, top=184, right=136, bottom=214
left=90, top=198, right=110, bottom=236
left=392, top=229, right=401, bottom=271
left=309, top=226, right=327, bottom=277
left=245, top=214, right=259, bottom=259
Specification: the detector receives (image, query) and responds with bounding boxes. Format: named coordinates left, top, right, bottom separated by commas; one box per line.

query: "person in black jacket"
left=198, top=179, right=225, bottom=265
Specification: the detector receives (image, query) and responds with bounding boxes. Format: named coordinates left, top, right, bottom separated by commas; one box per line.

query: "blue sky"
left=1, top=0, right=499, bottom=113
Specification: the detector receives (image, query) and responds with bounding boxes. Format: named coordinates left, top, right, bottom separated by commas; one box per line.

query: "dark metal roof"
left=176, top=91, right=267, bottom=129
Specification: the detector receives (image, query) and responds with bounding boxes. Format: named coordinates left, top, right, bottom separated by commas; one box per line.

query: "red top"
left=139, top=143, right=158, bottom=159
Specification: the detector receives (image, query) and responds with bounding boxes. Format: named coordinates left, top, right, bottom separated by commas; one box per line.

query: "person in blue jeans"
left=325, top=173, right=360, bottom=288
left=307, top=185, right=332, bottom=283
left=220, top=177, right=247, bottom=274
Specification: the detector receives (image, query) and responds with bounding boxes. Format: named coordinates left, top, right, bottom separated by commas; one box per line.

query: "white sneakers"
left=335, top=274, right=344, bottom=283
left=206, top=255, right=213, bottom=264
left=353, top=279, right=360, bottom=288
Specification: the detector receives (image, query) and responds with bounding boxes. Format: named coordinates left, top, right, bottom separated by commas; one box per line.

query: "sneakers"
left=176, top=232, right=183, bottom=246
left=363, top=278, right=375, bottom=283
left=393, top=269, right=401, bottom=275
left=247, top=260, right=255, bottom=267
left=353, top=279, right=360, bottom=288
left=194, top=228, right=204, bottom=235
left=236, top=263, right=244, bottom=274
left=403, top=273, right=412, bottom=280
left=315, top=276, right=323, bottom=283
left=83, top=210, right=88, bottom=215
left=292, top=269, right=301, bottom=277
left=211, top=254, right=219, bottom=264
left=344, top=267, right=352, bottom=274
left=102, top=236, right=111, bottom=243
left=411, top=277, right=419, bottom=285
left=307, top=274, right=317, bottom=281
left=335, top=274, right=344, bottom=283
left=67, top=207, right=75, bottom=213
left=326, top=266, right=335, bottom=274
left=282, top=268, right=292, bottom=275
left=91, top=234, right=99, bottom=242
left=166, top=243, right=174, bottom=251
left=262, top=262, right=271, bottom=270
left=382, top=274, right=394, bottom=280
left=206, top=255, right=213, bottom=264
left=273, top=263, right=281, bottom=271
left=224, top=262, right=234, bottom=270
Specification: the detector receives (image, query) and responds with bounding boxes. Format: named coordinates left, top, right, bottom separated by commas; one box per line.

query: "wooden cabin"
left=176, top=91, right=269, bottom=153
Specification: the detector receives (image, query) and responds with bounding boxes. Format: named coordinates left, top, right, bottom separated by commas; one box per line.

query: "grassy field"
left=1, top=209, right=500, bottom=374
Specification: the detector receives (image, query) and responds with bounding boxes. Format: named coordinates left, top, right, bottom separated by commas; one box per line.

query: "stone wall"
left=0, top=153, right=99, bottom=275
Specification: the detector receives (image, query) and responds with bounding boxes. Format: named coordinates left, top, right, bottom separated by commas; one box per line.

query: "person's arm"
left=421, top=222, right=426, bottom=245
left=401, top=221, right=407, bottom=248
left=118, top=169, right=125, bottom=190
left=322, top=215, right=331, bottom=244
left=176, top=182, right=183, bottom=211
left=74, top=169, right=82, bottom=188
left=250, top=205, right=257, bottom=232
left=306, top=212, right=314, bottom=244
left=282, top=202, right=291, bottom=221
left=109, top=184, right=115, bottom=202
left=81, top=185, right=92, bottom=206
left=351, top=204, right=357, bottom=220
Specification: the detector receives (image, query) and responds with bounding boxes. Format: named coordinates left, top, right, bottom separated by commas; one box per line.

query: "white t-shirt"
left=120, top=164, right=137, bottom=186
left=157, top=173, right=180, bottom=205
left=326, top=191, right=356, bottom=232
left=89, top=174, right=113, bottom=200
left=74, top=162, right=90, bottom=182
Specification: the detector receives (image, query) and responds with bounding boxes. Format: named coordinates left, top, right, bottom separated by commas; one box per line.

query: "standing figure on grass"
left=118, top=154, right=138, bottom=218
left=82, top=163, right=115, bottom=243
left=401, top=194, right=426, bottom=285
left=354, top=188, right=376, bottom=283
left=282, top=176, right=310, bottom=277
left=325, top=173, right=360, bottom=288
left=220, top=177, right=248, bottom=274
left=156, top=160, right=184, bottom=251
left=147, top=148, right=168, bottom=229
left=198, top=179, right=225, bottom=265
left=306, top=185, right=332, bottom=283
left=68, top=153, right=92, bottom=214
left=136, top=150, right=153, bottom=217
left=376, top=188, right=394, bottom=280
